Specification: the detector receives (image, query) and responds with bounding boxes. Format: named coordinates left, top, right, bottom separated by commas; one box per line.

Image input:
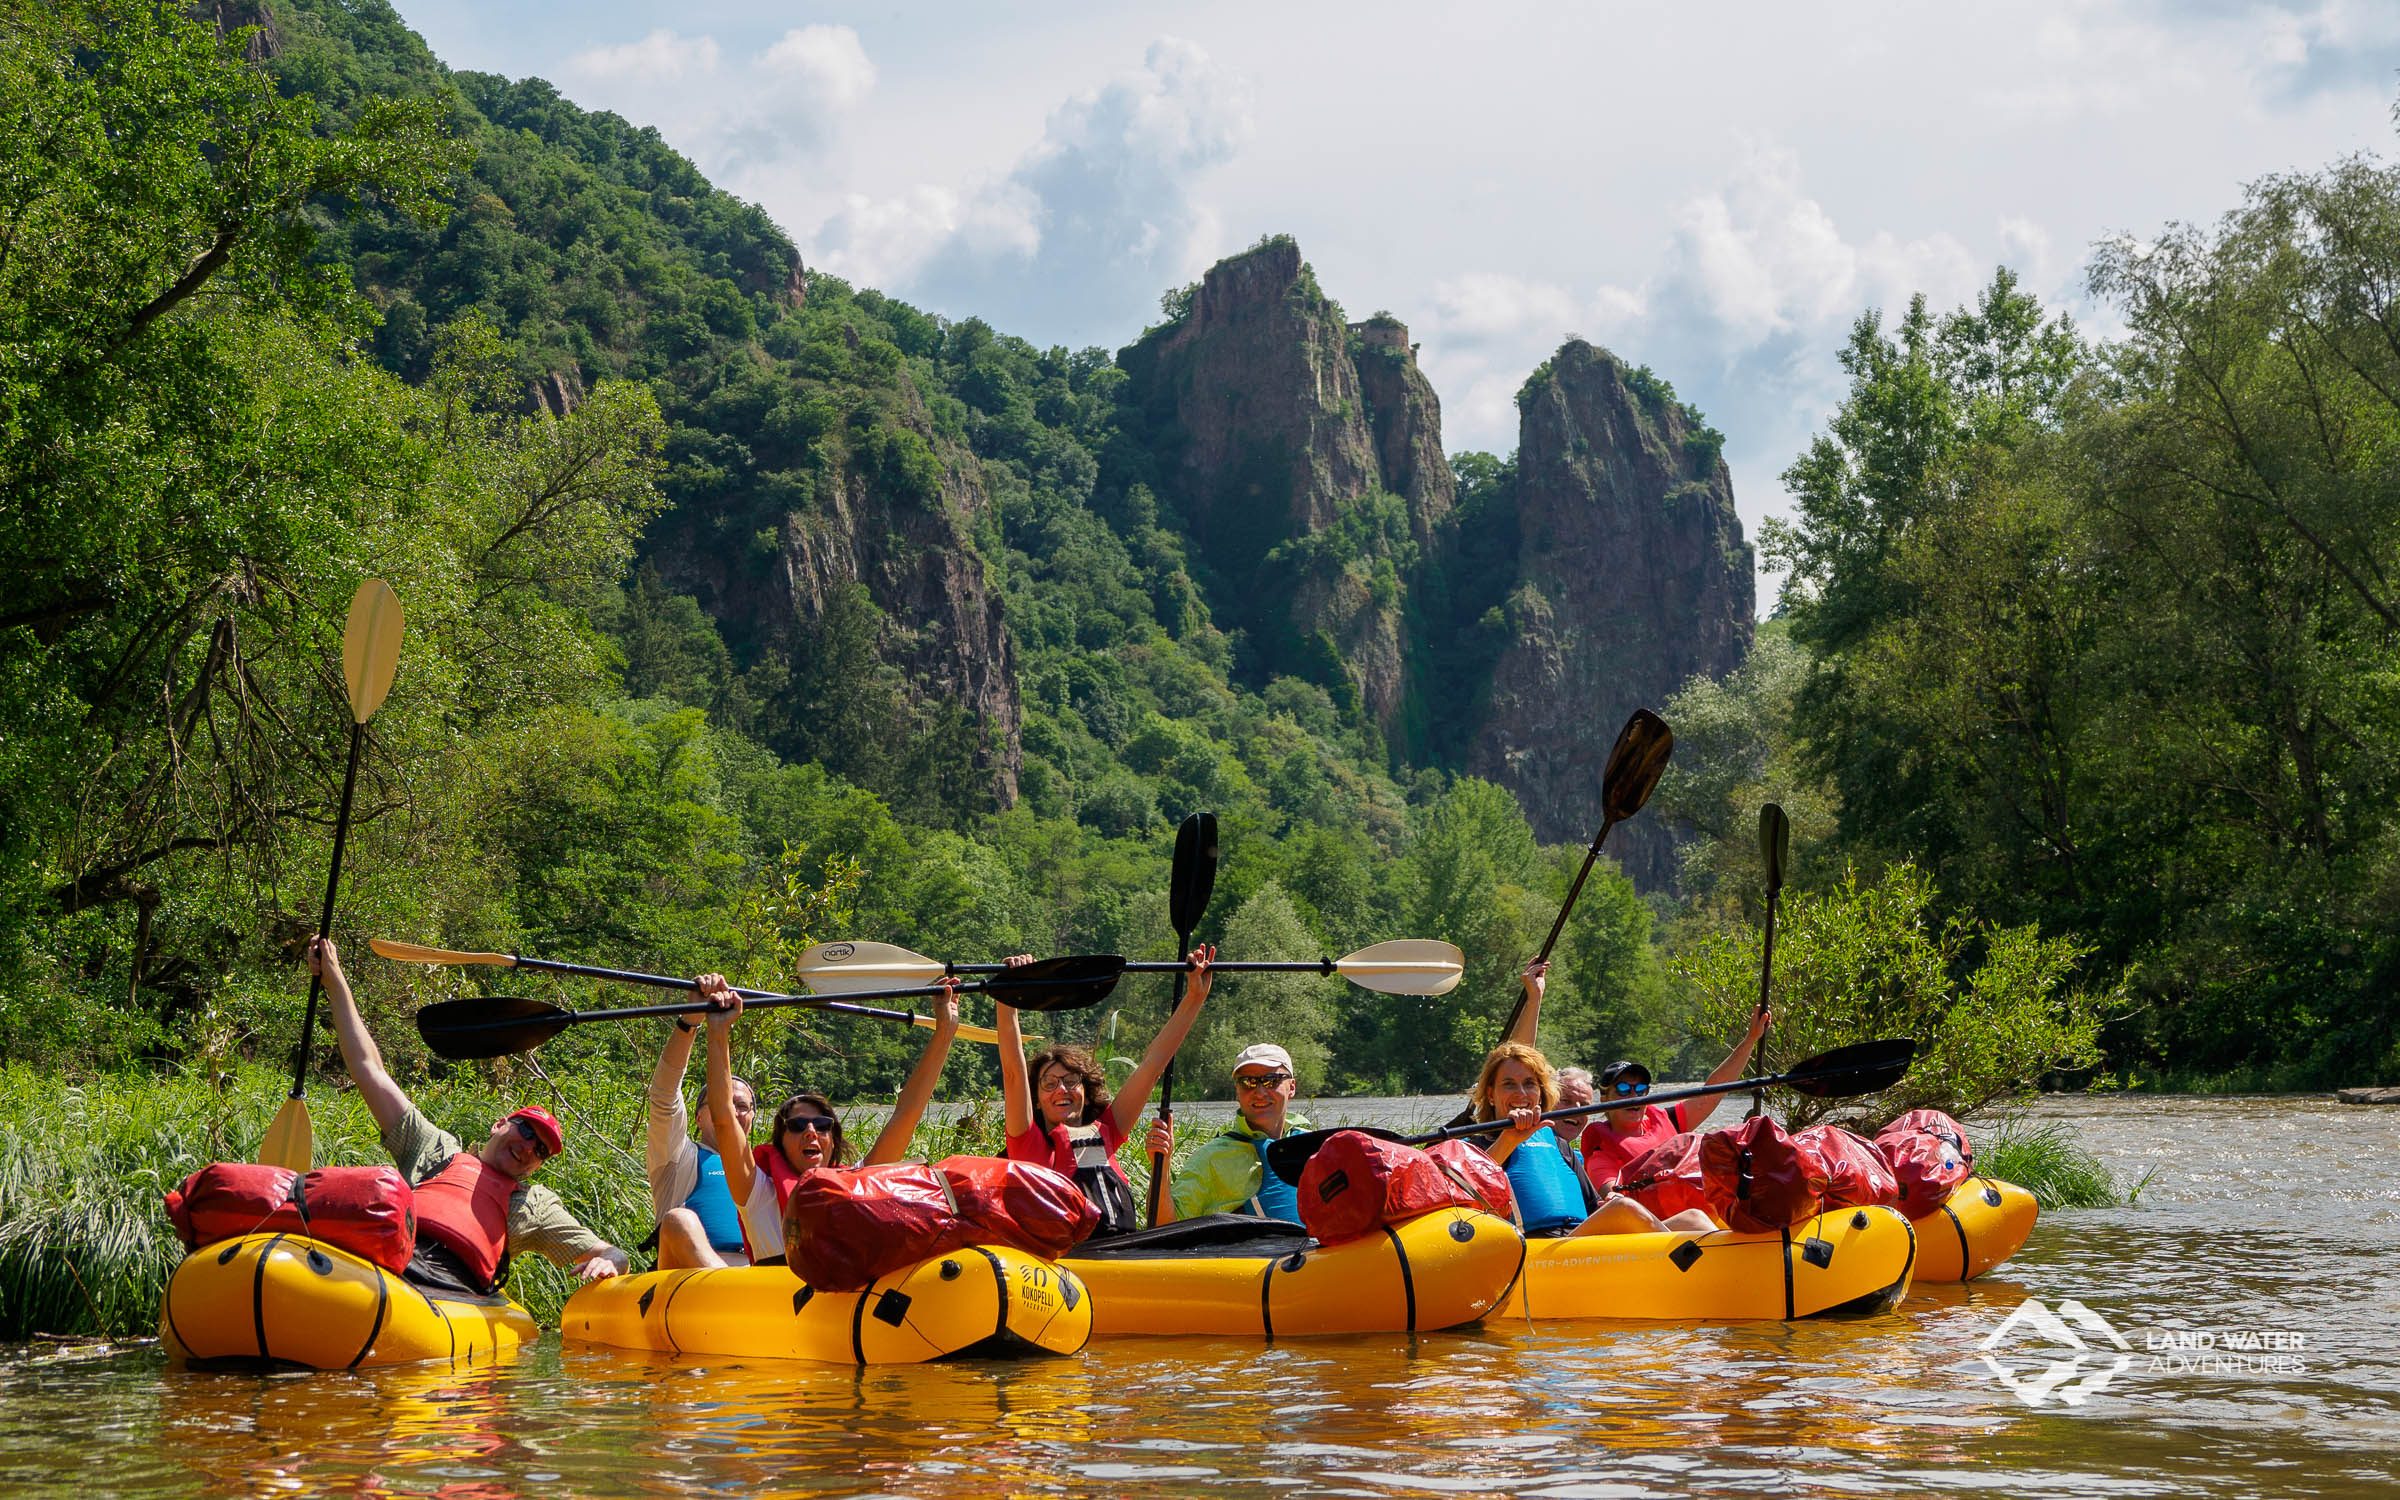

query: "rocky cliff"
left=1466, top=340, right=1754, bottom=887
left=1118, top=239, right=1452, bottom=728
left=645, top=339, right=1023, bottom=805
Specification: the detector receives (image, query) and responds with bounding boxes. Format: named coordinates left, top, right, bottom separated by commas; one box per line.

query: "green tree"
left=1677, top=862, right=2106, bottom=1125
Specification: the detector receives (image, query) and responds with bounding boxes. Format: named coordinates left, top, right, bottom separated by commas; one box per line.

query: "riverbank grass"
left=1978, top=1118, right=2130, bottom=1208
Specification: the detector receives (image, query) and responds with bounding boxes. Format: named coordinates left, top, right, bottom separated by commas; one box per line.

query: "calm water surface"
left=3, top=1094, right=2396, bottom=1497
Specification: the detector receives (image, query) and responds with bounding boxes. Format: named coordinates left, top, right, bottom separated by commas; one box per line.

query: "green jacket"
left=1170, top=1112, right=1312, bottom=1220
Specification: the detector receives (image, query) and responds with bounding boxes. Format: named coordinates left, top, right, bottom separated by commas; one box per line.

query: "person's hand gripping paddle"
left=1147, top=812, right=1218, bottom=1227
left=259, top=579, right=402, bottom=1172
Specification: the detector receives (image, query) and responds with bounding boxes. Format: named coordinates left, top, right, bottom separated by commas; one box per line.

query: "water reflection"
left=1, top=1096, right=2396, bottom=1496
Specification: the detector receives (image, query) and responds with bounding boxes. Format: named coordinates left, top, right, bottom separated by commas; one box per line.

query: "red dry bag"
left=1872, top=1109, right=1973, bottom=1219
left=783, top=1156, right=1097, bottom=1291
left=939, top=1155, right=1098, bottom=1260
left=166, top=1163, right=296, bottom=1249
left=1797, top=1124, right=1900, bottom=1210
left=782, top=1162, right=958, bottom=1292
left=1699, top=1116, right=1831, bottom=1234
left=164, top=1162, right=416, bottom=1274
left=295, top=1165, right=418, bottom=1272
left=1615, top=1131, right=1709, bottom=1220
left=1295, top=1131, right=1486, bottom=1246
left=1424, top=1138, right=1515, bottom=1224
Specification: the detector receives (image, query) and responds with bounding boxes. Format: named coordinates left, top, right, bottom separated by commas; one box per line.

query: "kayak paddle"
left=1502, top=707, right=1674, bottom=1042
left=1268, top=1037, right=1916, bottom=1184
left=409, top=957, right=1126, bottom=1061
left=260, top=579, right=403, bottom=1172
left=797, top=938, right=1464, bottom=997
left=1441, top=709, right=1673, bottom=1133
left=1746, top=802, right=1790, bottom=1121
left=1150, top=810, right=1218, bottom=1228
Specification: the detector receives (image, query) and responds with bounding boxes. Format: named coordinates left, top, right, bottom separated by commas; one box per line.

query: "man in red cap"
left=308, top=938, right=626, bottom=1298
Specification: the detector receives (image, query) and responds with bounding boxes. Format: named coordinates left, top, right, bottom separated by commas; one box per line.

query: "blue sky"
left=393, top=1, right=2400, bottom=608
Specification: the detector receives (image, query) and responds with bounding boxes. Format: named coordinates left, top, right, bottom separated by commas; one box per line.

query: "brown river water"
left=3, top=1094, right=2396, bottom=1498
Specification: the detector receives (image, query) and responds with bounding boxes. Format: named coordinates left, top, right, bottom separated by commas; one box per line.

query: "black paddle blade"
left=1600, top=709, right=1675, bottom=823
left=1170, top=811, right=1219, bottom=938
left=983, top=954, right=1126, bottom=1012
left=416, top=995, right=575, bottom=1061
left=1263, top=1125, right=1409, bottom=1186
left=1760, top=802, right=1791, bottom=895
left=1783, top=1037, right=1916, bottom=1098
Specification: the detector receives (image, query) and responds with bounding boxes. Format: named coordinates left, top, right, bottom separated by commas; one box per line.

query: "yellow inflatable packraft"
left=1911, top=1175, right=2037, bottom=1282
left=161, top=1233, right=535, bottom=1369
left=1493, top=1204, right=1917, bottom=1322
left=562, top=1244, right=1090, bottom=1363
left=1063, top=1206, right=1525, bottom=1337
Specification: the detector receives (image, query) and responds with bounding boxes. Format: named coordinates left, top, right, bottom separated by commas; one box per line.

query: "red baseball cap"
left=507, top=1106, right=564, bottom=1157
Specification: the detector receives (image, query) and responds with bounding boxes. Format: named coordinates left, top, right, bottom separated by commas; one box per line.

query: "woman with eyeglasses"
left=1577, top=1005, right=1769, bottom=1207
left=999, top=946, right=1215, bottom=1238
left=689, top=973, right=965, bottom=1267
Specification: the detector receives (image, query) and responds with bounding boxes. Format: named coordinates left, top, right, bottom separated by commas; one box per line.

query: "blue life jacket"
left=1502, top=1126, right=1587, bottom=1234
left=1249, top=1137, right=1300, bottom=1222
left=686, top=1144, right=747, bottom=1252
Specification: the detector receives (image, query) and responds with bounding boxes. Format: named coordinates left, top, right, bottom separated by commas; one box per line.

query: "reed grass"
left=1978, top=1117, right=2127, bottom=1209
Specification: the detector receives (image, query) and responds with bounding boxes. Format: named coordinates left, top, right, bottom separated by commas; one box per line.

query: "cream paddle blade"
left=1330, top=939, right=1464, bottom=995
left=341, top=578, right=404, bottom=722
left=259, top=1100, right=311, bottom=1173
left=796, top=941, right=950, bottom=994
left=369, top=937, right=519, bottom=968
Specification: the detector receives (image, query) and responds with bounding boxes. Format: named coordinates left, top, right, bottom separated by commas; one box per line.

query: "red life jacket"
left=1579, top=1102, right=1686, bottom=1190
left=738, top=1140, right=818, bottom=1262
left=754, top=1140, right=811, bottom=1208
left=413, top=1151, right=514, bottom=1289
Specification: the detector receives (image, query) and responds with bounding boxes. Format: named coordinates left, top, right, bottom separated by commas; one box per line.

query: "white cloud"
left=814, top=38, right=1252, bottom=341
left=762, top=25, right=877, bottom=112
left=560, top=24, right=876, bottom=175
left=567, top=29, right=720, bottom=83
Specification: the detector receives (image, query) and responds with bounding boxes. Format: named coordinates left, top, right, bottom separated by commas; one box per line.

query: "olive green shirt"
left=381, top=1105, right=612, bottom=1270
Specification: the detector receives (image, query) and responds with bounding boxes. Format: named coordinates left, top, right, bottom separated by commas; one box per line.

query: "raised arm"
left=698, top=976, right=756, bottom=1205
left=863, top=981, right=960, bottom=1165
left=998, top=1001, right=1032, bottom=1141
left=1505, top=958, right=1547, bottom=1050
left=1108, top=946, right=1213, bottom=1138
left=1681, top=1003, right=1769, bottom=1131
left=645, top=1009, right=701, bottom=1214
left=308, top=937, right=409, bottom=1135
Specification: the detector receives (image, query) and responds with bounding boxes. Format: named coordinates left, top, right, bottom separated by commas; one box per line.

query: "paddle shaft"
left=290, top=721, right=365, bottom=1100
left=944, top=958, right=1407, bottom=976
left=1147, top=925, right=1193, bottom=1229
left=434, top=982, right=980, bottom=1038
left=1490, top=815, right=1619, bottom=1048
left=1429, top=1052, right=1897, bottom=1145
left=1747, top=889, right=1780, bottom=1120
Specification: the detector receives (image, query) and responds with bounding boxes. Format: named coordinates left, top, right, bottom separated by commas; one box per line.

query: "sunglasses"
left=1234, top=1072, right=1293, bottom=1091
left=511, top=1119, right=555, bottom=1159
left=781, top=1114, right=837, bottom=1135
left=1611, top=1080, right=1651, bottom=1097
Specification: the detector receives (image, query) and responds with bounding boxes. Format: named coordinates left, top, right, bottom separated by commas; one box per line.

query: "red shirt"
left=1579, top=1102, right=1688, bottom=1190
left=1007, top=1115, right=1136, bottom=1235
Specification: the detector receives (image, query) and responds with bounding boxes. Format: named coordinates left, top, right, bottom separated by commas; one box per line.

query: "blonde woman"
left=1473, top=961, right=1713, bottom=1237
